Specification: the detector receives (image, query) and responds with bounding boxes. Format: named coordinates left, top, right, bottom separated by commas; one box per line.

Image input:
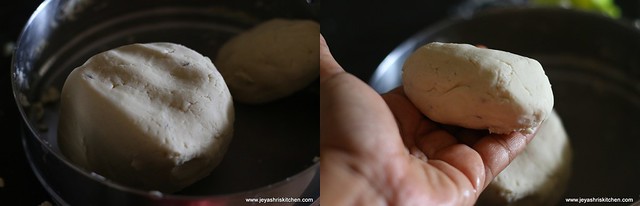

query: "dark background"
left=321, top=0, right=640, bottom=81
left=321, top=0, right=464, bottom=80
left=1, top=1, right=51, bottom=205
left=1, top=0, right=639, bottom=204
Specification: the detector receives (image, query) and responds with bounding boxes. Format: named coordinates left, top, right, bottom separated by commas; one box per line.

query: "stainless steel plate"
left=370, top=7, right=640, bottom=203
left=12, top=0, right=318, bottom=205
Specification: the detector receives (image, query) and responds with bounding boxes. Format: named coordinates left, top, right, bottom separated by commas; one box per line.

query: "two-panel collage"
left=0, top=0, right=639, bottom=205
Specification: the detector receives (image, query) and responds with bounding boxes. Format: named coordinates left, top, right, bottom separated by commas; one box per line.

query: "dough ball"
left=58, top=42, right=234, bottom=192
left=215, top=18, right=319, bottom=104
left=402, top=42, right=554, bottom=134
left=477, top=110, right=572, bottom=206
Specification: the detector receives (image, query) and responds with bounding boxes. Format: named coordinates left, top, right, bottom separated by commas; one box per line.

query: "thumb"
left=320, top=34, right=404, bottom=159
left=320, top=35, right=345, bottom=81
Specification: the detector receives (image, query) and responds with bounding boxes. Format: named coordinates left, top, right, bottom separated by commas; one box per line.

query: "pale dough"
left=477, top=110, right=572, bottom=206
left=215, top=18, right=319, bottom=104
left=58, top=42, right=234, bottom=192
left=402, top=42, right=554, bottom=134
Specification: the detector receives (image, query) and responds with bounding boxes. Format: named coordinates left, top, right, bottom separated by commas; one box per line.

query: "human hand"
left=319, top=35, right=536, bottom=205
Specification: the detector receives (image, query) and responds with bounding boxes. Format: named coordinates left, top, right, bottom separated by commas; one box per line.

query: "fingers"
left=417, top=130, right=457, bottom=158
left=385, top=86, right=484, bottom=195
left=382, top=88, right=423, bottom=144
left=321, top=33, right=534, bottom=203
left=381, top=88, right=417, bottom=129
left=320, top=34, right=344, bottom=82
left=382, top=87, right=440, bottom=160
left=473, top=131, right=536, bottom=189
left=414, top=127, right=486, bottom=196
left=454, top=129, right=488, bottom=147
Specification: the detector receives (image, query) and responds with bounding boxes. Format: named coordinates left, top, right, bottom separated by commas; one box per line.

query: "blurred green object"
left=533, top=0, right=620, bottom=18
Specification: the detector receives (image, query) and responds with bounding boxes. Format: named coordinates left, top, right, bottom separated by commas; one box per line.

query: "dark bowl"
left=11, top=0, right=319, bottom=205
left=370, top=7, right=640, bottom=204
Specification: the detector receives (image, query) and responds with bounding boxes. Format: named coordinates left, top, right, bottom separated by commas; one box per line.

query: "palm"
left=320, top=35, right=534, bottom=206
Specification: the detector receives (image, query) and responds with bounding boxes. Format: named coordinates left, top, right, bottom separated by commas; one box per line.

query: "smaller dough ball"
left=216, top=18, right=319, bottom=104
left=402, top=42, right=554, bottom=134
left=58, top=42, right=234, bottom=192
left=477, top=110, right=572, bottom=206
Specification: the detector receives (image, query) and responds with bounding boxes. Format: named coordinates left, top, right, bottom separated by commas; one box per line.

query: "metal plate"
left=370, top=7, right=640, bottom=203
left=12, top=0, right=318, bottom=205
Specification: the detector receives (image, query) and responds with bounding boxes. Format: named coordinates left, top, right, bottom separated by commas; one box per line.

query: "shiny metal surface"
left=12, top=0, right=319, bottom=205
left=371, top=8, right=640, bottom=204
